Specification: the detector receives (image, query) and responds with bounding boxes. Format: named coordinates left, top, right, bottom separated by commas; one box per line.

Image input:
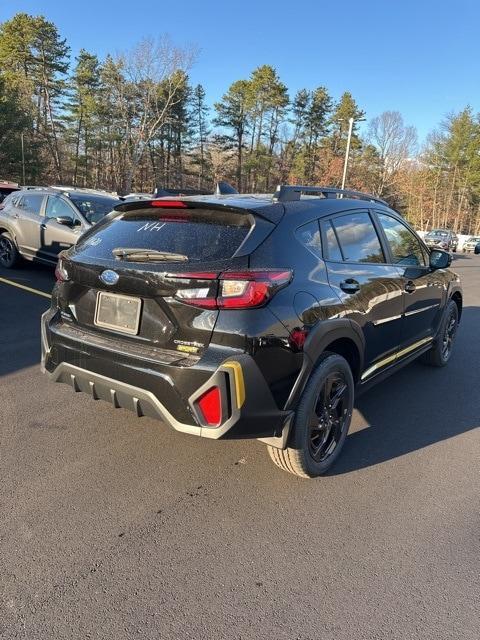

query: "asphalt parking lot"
left=0, top=254, right=479, bottom=640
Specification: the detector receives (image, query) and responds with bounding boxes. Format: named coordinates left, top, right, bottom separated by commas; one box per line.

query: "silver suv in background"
left=0, top=187, right=120, bottom=268
left=423, top=229, right=456, bottom=252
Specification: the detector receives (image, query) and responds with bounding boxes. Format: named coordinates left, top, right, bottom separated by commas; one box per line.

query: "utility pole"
left=341, top=118, right=354, bottom=190
left=21, top=133, right=26, bottom=184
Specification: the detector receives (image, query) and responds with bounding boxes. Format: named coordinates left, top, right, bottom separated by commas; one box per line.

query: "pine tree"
left=213, top=79, right=251, bottom=191
left=190, top=84, right=211, bottom=188
left=330, top=91, right=365, bottom=155
left=65, top=50, right=100, bottom=186
left=0, top=13, right=69, bottom=180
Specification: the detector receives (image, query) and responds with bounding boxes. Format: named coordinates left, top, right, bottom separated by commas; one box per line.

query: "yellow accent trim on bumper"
left=223, top=361, right=245, bottom=408
left=361, top=336, right=433, bottom=381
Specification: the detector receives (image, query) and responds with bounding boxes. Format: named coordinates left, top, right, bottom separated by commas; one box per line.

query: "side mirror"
left=430, top=249, right=451, bottom=270
left=55, top=215, right=74, bottom=226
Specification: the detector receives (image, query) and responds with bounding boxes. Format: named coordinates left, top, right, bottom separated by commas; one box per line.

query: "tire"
left=0, top=232, right=21, bottom=268
left=421, top=300, right=459, bottom=367
left=268, top=352, right=354, bottom=478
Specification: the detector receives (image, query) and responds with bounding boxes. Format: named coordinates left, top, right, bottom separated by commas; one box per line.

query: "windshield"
left=427, top=230, right=448, bottom=238
left=70, top=194, right=120, bottom=224
left=468, top=236, right=480, bottom=242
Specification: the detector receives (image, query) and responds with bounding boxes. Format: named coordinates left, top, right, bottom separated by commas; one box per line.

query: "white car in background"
left=462, top=236, right=480, bottom=253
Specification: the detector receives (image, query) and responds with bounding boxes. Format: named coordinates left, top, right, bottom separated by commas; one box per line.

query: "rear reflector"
left=196, top=386, right=222, bottom=426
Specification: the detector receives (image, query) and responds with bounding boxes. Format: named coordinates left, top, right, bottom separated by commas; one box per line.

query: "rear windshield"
left=69, top=194, right=120, bottom=224
left=75, top=209, right=251, bottom=262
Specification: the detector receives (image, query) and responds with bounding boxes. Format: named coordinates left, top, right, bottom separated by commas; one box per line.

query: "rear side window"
left=76, top=209, right=251, bottom=262
left=295, top=220, right=322, bottom=258
left=19, top=193, right=44, bottom=215
left=331, top=211, right=384, bottom=263
left=323, top=221, right=343, bottom=261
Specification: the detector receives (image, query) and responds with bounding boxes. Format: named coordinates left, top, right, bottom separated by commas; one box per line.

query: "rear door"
left=13, top=193, right=46, bottom=258
left=374, top=211, right=445, bottom=349
left=64, top=204, right=267, bottom=357
left=40, top=195, right=85, bottom=261
left=320, top=209, right=404, bottom=371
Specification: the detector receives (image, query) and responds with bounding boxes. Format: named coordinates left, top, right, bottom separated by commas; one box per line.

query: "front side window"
left=69, top=194, right=120, bottom=224
left=331, top=211, right=385, bottom=263
left=45, top=196, right=76, bottom=222
left=377, top=213, right=427, bottom=267
left=19, top=193, right=44, bottom=215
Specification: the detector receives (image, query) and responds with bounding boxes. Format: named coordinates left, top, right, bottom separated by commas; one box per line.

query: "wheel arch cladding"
left=451, top=291, right=462, bottom=322
left=284, top=319, right=364, bottom=410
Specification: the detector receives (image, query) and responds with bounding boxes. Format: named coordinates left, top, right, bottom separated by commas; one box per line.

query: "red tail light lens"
left=172, top=270, right=292, bottom=310
left=55, top=255, right=70, bottom=282
left=196, top=386, right=222, bottom=426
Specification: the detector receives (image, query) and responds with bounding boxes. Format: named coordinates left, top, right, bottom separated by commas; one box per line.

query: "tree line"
left=1, top=13, right=480, bottom=233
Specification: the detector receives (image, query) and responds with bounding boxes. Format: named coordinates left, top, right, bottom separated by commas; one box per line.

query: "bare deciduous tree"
left=112, top=37, right=197, bottom=193
left=368, top=110, right=417, bottom=196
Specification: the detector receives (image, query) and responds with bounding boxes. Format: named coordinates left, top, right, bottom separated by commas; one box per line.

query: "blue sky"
left=2, top=0, right=478, bottom=142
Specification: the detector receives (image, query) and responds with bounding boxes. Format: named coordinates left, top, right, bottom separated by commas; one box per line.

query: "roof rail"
left=272, top=185, right=389, bottom=207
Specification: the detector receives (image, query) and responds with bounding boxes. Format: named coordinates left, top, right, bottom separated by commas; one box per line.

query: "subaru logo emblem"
left=99, top=269, right=119, bottom=286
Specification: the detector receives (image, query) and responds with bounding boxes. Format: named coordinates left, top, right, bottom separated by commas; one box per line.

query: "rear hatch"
left=58, top=200, right=278, bottom=358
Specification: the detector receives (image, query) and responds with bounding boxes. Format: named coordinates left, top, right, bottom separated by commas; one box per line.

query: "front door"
left=374, top=212, right=445, bottom=350
left=40, top=195, right=84, bottom=261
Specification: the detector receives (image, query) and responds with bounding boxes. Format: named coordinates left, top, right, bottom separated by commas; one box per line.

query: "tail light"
left=172, top=270, right=292, bottom=310
left=55, top=253, right=70, bottom=282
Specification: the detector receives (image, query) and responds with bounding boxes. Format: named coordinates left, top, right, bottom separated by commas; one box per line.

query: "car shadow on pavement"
left=0, top=264, right=53, bottom=378
left=330, top=306, right=480, bottom=475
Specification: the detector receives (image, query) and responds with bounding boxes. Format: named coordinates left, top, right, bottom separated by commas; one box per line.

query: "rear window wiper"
left=112, top=248, right=188, bottom=262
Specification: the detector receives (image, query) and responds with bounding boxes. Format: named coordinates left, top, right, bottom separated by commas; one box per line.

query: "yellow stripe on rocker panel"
left=223, top=361, right=246, bottom=408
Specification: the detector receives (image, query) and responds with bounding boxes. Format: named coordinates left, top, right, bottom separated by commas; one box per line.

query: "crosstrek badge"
left=174, top=339, right=204, bottom=354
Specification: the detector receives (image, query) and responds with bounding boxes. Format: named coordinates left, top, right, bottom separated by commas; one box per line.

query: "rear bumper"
left=41, top=310, right=292, bottom=443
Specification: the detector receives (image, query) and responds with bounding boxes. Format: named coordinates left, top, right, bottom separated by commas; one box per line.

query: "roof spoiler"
left=154, top=181, right=238, bottom=198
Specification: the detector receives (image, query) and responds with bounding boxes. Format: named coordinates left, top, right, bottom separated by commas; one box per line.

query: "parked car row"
left=0, top=182, right=245, bottom=269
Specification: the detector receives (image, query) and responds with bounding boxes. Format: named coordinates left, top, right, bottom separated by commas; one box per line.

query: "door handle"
left=340, top=279, right=360, bottom=294
left=404, top=281, right=416, bottom=293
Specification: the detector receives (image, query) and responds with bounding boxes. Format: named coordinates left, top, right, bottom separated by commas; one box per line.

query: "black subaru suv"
left=41, top=185, right=462, bottom=478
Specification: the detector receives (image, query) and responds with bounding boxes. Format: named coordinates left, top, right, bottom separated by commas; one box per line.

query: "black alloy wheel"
left=442, top=309, right=457, bottom=361
left=308, top=372, right=349, bottom=462
left=0, top=234, right=19, bottom=268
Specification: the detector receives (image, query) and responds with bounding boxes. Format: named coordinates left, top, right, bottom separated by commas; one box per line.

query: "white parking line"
left=0, top=276, right=51, bottom=299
